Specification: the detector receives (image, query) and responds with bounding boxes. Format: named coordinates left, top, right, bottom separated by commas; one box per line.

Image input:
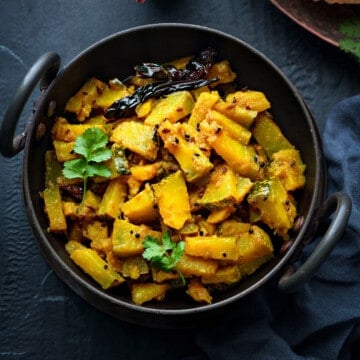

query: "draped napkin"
left=188, top=96, right=360, bottom=359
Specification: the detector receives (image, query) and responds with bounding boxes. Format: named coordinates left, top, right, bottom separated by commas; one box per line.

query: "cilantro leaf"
left=142, top=232, right=185, bottom=284
left=339, top=17, right=360, bottom=62
left=62, top=128, right=112, bottom=205
left=142, top=236, right=166, bottom=260
left=63, top=158, right=87, bottom=179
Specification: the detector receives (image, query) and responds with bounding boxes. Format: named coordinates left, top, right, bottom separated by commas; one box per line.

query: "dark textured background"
left=1, top=1, right=359, bottom=359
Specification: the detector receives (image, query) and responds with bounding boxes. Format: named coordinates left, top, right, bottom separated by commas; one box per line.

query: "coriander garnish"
left=62, top=127, right=112, bottom=205
left=142, top=232, right=186, bottom=285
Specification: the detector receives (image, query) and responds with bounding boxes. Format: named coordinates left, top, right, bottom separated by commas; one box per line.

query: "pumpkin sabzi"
left=42, top=48, right=306, bottom=306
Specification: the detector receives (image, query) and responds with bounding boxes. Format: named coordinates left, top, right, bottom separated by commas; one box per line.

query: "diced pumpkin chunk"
left=198, top=165, right=252, bottom=210
left=43, top=185, right=67, bottom=233
left=152, top=171, right=191, bottom=230
left=268, top=149, right=306, bottom=191
left=94, top=80, right=131, bottom=109
left=144, top=90, right=195, bottom=126
left=110, top=120, right=158, bottom=161
left=158, top=120, right=213, bottom=182
left=252, top=112, right=294, bottom=158
left=237, top=254, right=273, bottom=276
left=236, top=225, right=274, bottom=264
left=70, top=247, right=124, bottom=289
left=82, top=220, right=109, bottom=252
left=185, top=235, right=238, bottom=261
left=131, top=282, right=169, bottom=305
left=217, top=220, right=251, bottom=237
left=213, top=100, right=258, bottom=128
left=188, top=91, right=220, bottom=128
left=65, top=77, right=107, bottom=121
left=53, top=140, right=77, bottom=162
left=206, top=109, right=252, bottom=144
left=44, top=150, right=63, bottom=188
left=51, top=117, right=106, bottom=142
left=186, top=278, right=212, bottom=304
left=206, top=60, right=237, bottom=86
left=177, top=254, right=218, bottom=277
left=201, top=265, right=241, bottom=284
left=247, top=178, right=297, bottom=238
left=111, top=219, right=161, bottom=257
left=201, top=121, right=260, bottom=179
left=121, top=256, right=149, bottom=279
left=207, top=205, right=236, bottom=224
left=129, top=162, right=162, bottom=181
left=97, top=178, right=127, bottom=219
left=122, top=183, right=159, bottom=224
left=225, top=90, right=271, bottom=112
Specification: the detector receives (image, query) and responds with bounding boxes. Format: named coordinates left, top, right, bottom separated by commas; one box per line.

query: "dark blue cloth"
left=190, top=96, right=360, bottom=359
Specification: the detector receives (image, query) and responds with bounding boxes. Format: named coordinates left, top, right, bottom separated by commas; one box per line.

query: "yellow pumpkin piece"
left=122, top=183, right=159, bottom=224
left=158, top=120, right=213, bottom=182
left=237, top=254, right=273, bottom=277
left=121, top=256, right=149, bottom=280
left=83, top=114, right=109, bottom=126
left=129, top=162, right=162, bottom=181
left=205, top=110, right=252, bottom=144
left=247, top=178, right=297, bottom=238
left=186, top=278, right=212, bottom=304
left=83, top=190, right=101, bottom=211
left=185, top=235, right=238, bottom=261
left=206, top=60, right=237, bottom=86
left=51, top=117, right=106, bottom=142
left=177, top=254, right=218, bottom=277
left=152, top=170, right=191, bottom=230
left=82, top=220, right=109, bottom=253
left=202, top=121, right=260, bottom=179
left=94, top=80, right=131, bottom=109
left=127, top=177, right=143, bottom=197
left=198, top=165, right=252, bottom=210
left=65, top=239, right=86, bottom=255
left=213, top=100, right=258, bottom=128
left=197, top=220, right=217, bottom=236
left=268, top=149, right=306, bottom=191
left=217, top=220, right=251, bottom=237
left=188, top=91, right=220, bottom=128
left=44, top=150, right=63, bottom=188
left=225, top=90, right=271, bottom=112
left=65, top=77, right=107, bottom=121
left=111, top=219, right=162, bottom=257
left=43, top=185, right=67, bottom=233
left=70, top=247, right=125, bottom=289
left=135, top=98, right=155, bottom=118
left=236, top=225, right=274, bottom=264
left=201, top=265, right=241, bottom=284
left=252, top=112, right=294, bottom=158
left=144, top=90, right=195, bottom=126
left=110, top=120, right=158, bottom=161
left=97, top=178, right=127, bottom=219
left=151, top=268, right=179, bottom=283
left=131, top=282, right=169, bottom=305
left=53, top=140, right=77, bottom=162
left=207, top=205, right=236, bottom=224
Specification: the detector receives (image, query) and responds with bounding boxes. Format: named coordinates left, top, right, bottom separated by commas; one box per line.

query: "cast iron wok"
left=0, top=23, right=352, bottom=328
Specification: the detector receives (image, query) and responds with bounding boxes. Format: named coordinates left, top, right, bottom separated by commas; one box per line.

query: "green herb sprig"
left=142, top=232, right=186, bottom=285
left=339, top=17, right=360, bottom=63
left=62, top=127, right=112, bottom=205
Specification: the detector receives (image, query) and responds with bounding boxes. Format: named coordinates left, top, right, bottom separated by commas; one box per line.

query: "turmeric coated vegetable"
left=43, top=49, right=306, bottom=305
